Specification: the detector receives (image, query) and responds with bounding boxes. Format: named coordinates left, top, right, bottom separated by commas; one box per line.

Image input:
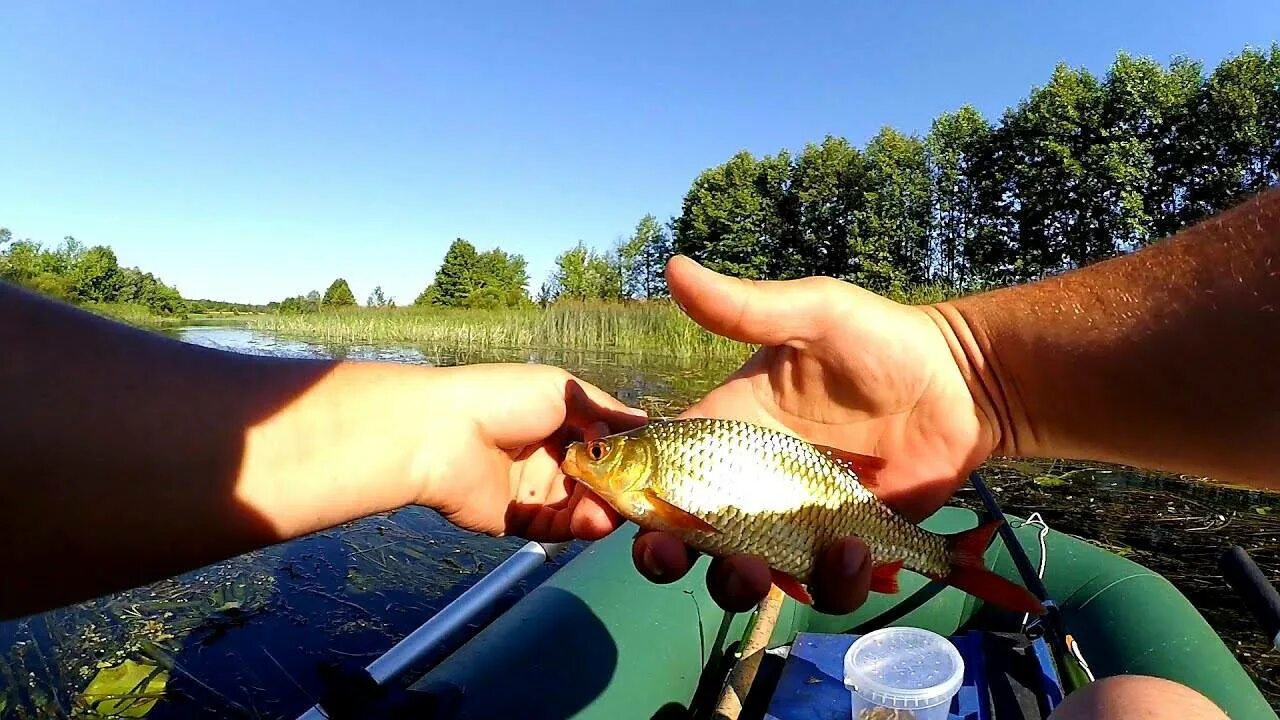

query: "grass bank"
left=86, top=303, right=190, bottom=330
left=248, top=301, right=753, bottom=360
left=245, top=285, right=962, bottom=360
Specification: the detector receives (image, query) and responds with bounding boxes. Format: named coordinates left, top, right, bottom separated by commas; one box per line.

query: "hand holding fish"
left=417, top=363, right=648, bottom=543
left=615, top=256, right=1005, bottom=614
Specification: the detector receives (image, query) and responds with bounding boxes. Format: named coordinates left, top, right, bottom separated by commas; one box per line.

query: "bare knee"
left=1048, top=675, right=1228, bottom=720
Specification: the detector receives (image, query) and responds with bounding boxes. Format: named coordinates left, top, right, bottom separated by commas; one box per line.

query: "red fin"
left=641, top=489, right=719, bottom=534
left=869, top=559, right=904, bottom=594
left=814, top=443, right=886, bottom=486
left=770, top=570, right=813, bottom=605
left=941, top=520, right=1046, bottom=616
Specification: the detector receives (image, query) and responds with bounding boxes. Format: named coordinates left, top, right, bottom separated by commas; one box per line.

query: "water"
left=1, top=327, right=1276, bottom=717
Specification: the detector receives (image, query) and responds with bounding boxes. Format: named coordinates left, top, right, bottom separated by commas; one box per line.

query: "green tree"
left=790, top=136, right=867, bottom=279
left=1096, top=53, right=1207, bottom=243
left=68, top=246, right=123, bottom=303
left=544, top=241, right=623, bottom=301
left=549, top=242, right=593, bottom=300
left=367, top=285, right=394, bottom=308
left=1, top=229, right=187, bottom=313
left=859, top=127, right=932, bottom=290
left=0, top=239, right=41, bottom=284
left=620, top=214, right=673, bottom=298
left=418, top=238, right=479, bottom=307
left=321, top=279, right=356, bottom=307
left=1180, top=46, right=1280, bottom=226
left=996, top=63, right=1112, bottom=279
left=673, top=151, right=776, bottom=279
left=926, top=106, right=992, bottom=287
left=473, top=248, right=530, bottom=307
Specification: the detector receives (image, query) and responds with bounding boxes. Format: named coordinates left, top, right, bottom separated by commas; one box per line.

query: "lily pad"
left=77, top=659, right=167, bottom=717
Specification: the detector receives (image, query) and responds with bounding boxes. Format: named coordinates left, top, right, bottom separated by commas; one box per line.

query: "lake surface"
left=1, top=326, right=1277, bottom=717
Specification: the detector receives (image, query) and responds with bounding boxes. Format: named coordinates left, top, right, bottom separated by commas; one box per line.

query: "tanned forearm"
left=932, top=187, right=1280, bottom=490
left=0, top=285, right=431, bottom=619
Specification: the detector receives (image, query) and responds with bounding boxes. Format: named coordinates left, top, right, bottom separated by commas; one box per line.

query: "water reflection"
left=1, top=327, right=1276, bottom=717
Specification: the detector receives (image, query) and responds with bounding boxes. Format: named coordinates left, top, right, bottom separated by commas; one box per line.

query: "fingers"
left=631, top=530, right=697, bottom=583
left=583, top=421, right=609, bottom=442
left=563, top=377, right=648, bottom=434
left=665, top=255, right=837, bottom=347
left=707, top=554, right=774, bottom=612
left=631, top=531, right=874, bottom=615
left=472, top=366, right=646, bottom=449
left=810, top=537, right=873, bottom=615
left=568, top=483, right=621, bottom=540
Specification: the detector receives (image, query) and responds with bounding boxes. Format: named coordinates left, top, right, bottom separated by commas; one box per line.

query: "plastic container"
left=842, top=627, right=965, bottom=720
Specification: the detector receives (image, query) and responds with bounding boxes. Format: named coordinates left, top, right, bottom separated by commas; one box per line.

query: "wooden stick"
left=712, top=584, right=788, bottom=720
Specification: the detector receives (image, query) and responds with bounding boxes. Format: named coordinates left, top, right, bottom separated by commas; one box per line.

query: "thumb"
left=666, top=255, right=836, bottom=346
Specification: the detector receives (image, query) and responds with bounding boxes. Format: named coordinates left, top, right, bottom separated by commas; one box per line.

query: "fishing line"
left=968, top=471, right=1096, bottom=691
left=1010, top=512, right=1050, bottom=631
left=1008, top=510, right=1095, bottom=682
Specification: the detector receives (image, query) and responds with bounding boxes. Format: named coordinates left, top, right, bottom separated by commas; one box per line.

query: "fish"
left=560, top=417, right=1044, bottom=616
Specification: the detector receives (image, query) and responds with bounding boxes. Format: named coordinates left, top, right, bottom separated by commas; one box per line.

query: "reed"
left=246, top=300, right=753, bottom=360
left=245, top=284, right=962, bottom=360
left=87, top=303, right=188, bottom=330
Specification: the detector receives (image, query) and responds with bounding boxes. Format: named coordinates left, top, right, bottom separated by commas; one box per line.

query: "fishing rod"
left=967, top=470, right=1095, bottom=693
left=295, top=540, right=571, bottom=720
left=1219, top=545, right=1280, bottom=653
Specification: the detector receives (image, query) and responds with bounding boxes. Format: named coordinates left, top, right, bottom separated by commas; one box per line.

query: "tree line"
left=410, top=215, right=673, bottom=310
left=269, top=278, right=364, bottom=314
left=672, top=45, right=1280, bottom=293
left=13, top=45, right=1276, bottom=318
left=0, top=229, right=187, bottom=314
left=418, top=45, right=1280, bottom=307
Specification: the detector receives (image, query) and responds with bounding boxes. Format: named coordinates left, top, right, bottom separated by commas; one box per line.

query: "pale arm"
left=0, top=284, right=638, bottom=619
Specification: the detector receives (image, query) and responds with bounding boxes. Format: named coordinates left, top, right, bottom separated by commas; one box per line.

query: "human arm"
left=933, top=187, right=1280, bottom=487
left=0, top=284, right=640, bottom=620
left=633, top=186, right=1280, bottom=612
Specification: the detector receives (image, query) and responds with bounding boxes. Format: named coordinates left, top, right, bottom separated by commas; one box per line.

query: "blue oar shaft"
left=295, top=539, right=570, bottom=719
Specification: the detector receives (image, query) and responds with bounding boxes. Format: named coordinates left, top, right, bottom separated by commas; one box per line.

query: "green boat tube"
left=406, top=506, right=1275, bottom=719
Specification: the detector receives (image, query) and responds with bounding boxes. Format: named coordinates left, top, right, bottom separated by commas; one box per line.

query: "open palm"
left=632, top=257, right=999, bottom=613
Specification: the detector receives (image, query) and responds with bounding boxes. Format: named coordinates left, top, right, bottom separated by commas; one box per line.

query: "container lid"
left=842, top=627, right=965, bottom=709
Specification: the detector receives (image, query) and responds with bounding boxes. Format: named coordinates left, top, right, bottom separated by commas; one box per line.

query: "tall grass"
left=247, top=300, right=754, bottom=360
left=86, top=303, right=188, bottom=330
left=246, top=284, right=963, bottom=360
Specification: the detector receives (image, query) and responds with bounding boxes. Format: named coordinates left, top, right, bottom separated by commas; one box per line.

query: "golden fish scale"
left=641, top=419, right=951, bottom=581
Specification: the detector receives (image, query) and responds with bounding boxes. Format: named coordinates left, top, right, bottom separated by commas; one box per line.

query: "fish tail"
left=937, top=520, right=1046, bottom=616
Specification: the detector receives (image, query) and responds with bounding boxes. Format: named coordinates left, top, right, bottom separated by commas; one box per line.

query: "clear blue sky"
left=2, top=1, right=1277, bottom=305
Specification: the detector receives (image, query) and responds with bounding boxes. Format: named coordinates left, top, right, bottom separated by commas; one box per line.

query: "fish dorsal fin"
left=813, top=442, right=885, bottom=488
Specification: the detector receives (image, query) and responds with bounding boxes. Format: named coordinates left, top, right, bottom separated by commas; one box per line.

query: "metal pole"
left=296, top=540, right=570, bottom=719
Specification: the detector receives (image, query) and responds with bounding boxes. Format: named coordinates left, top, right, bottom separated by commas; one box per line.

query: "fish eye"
left=587, top=441, right=606, bottom=461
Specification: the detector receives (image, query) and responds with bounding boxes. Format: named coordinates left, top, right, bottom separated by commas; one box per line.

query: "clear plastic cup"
left=842, top=626, right=965, bottom=720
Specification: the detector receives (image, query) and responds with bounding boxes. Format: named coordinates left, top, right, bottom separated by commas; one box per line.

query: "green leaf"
left=1033, top=475, right=1068, bottom=487
left=78, top=659, right=168, bottom=717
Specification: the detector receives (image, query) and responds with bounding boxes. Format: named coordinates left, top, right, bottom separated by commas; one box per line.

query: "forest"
left=0, top=230, right=187, bottom=314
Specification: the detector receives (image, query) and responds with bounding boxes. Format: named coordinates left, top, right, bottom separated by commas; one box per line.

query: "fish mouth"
left=560, top=443, right=586, bottom=479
